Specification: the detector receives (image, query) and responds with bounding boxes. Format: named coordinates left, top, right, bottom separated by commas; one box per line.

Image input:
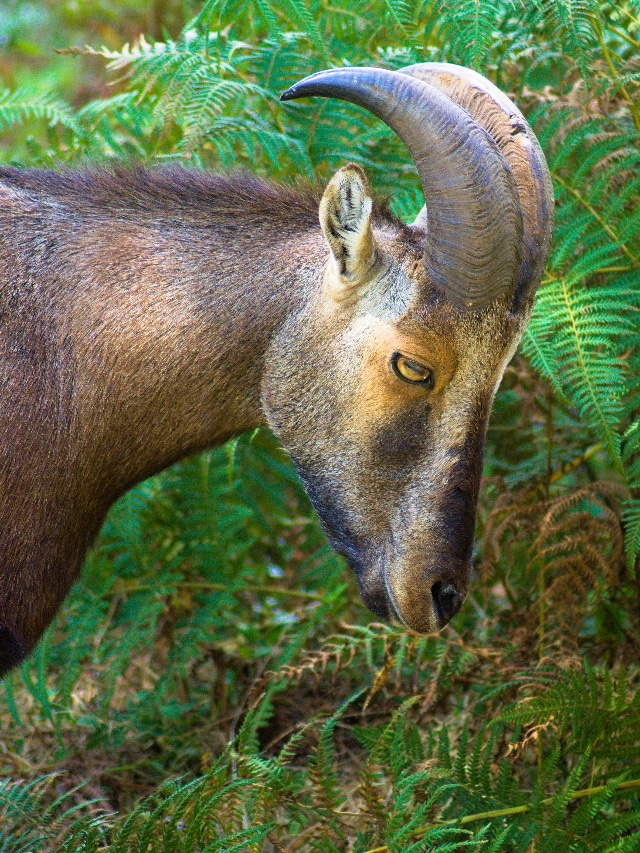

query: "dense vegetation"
left=1, top=0, right=640, bottom=849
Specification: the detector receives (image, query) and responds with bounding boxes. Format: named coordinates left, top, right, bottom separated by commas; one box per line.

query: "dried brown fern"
left=483, top=482, right=626, bottom=656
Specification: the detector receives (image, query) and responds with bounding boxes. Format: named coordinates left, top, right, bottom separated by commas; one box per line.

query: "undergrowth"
left=1, top=0, right=640, bottom=850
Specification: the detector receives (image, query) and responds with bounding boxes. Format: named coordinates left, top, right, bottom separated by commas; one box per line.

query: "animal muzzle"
left=354, top=551, right=470, bottom=634
left=384, top=557, right=470, bottom=633
left=294, top=464, right=475, bottom=633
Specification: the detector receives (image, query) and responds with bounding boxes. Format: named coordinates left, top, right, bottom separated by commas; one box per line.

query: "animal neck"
left=62, top=178, right=326, bottom=506
left=0, top=167, right=327, bottom=661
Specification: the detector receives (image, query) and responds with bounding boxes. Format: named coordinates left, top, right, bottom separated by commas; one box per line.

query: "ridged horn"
left=400, top=62, right=554, bottom=309
left=281, top=66, right=522, bottom=311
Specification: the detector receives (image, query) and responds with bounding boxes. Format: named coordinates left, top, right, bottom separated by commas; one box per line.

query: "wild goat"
left=0, top=64, right=553, bottom=677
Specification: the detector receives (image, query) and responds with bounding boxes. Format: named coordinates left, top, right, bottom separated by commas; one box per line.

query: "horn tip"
left=281, top=69, right=336, bottom=101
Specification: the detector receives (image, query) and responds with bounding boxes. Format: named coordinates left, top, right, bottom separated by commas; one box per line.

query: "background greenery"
left=1, top=0, right=640, bottom=850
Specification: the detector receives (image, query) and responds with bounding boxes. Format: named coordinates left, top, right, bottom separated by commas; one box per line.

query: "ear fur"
left=319, top=164, right=377, bottom=297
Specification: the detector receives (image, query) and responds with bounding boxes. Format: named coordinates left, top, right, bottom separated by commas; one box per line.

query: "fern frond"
left=535, top=0, right=602, bottom=79
left=436, top=0, right=510, bottom=69
left=622, top=497, right=640, bottom=573
left=0, top=86, right=79, bottom=134
left=524, top=277, right=628, bottom=471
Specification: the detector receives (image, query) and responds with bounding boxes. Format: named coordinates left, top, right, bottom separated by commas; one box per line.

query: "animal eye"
left=391, top=353, right=434, bottom=388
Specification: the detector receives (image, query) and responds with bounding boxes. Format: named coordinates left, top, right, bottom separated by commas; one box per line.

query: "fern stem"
left=542, top=265, right=636, bottom=285
left=537, top=563, right=545, bottom=788
left=183, top=581, right=328, bottom=599
left=589, top=16, right=640, bottom=134
left=545, top=387, right=553, bottom=499
left=361, top=778, right=640, bottom=852
left=607, top=23, right=640, bottom=51
left=552, top=174, right=640, bottom=268
left=105, top=579, right=330, bottom=600
left=549, top=443, right=604, bottom=484
left=538, top=389, right=553, bottom=765
left=322, top=4, right=364, bottom=22
left=618, top=6, right=640, bottom=29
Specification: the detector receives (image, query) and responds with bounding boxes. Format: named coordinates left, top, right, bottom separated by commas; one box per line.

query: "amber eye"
left=391, top=353, right=434, bottom=388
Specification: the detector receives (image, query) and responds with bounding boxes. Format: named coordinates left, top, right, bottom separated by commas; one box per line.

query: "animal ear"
left=319, top=164, right=377, bottom=297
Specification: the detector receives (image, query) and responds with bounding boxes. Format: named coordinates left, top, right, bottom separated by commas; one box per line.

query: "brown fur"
left=0, top=163, right=532, bottom=676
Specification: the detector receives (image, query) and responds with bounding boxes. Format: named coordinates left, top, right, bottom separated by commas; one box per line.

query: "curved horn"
left=400, top=63, right=554, bottom=309
left=281, top=66, right=522, bottom=311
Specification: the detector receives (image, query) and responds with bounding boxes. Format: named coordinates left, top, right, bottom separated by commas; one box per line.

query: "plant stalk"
left=362, top=778, right=640, bottom=853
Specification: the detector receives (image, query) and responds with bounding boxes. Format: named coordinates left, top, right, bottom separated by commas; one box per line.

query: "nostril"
left=432, top=581, right=463, bottom=626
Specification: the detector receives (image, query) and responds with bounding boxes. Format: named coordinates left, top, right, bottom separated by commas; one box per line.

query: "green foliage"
left=0, top=86, right=79, bottom=134
left=1, top=0, right=640, bottom=849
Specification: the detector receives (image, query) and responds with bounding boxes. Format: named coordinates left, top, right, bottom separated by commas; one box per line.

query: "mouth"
left=345, top=553, right=404, bottom=627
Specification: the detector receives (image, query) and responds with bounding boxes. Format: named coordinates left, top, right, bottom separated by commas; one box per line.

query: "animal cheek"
left=436, top=482, right=480, bottom=555
left=292, top=463, right=364, bottom=558
left=371, top=402, right=433, bottom=473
